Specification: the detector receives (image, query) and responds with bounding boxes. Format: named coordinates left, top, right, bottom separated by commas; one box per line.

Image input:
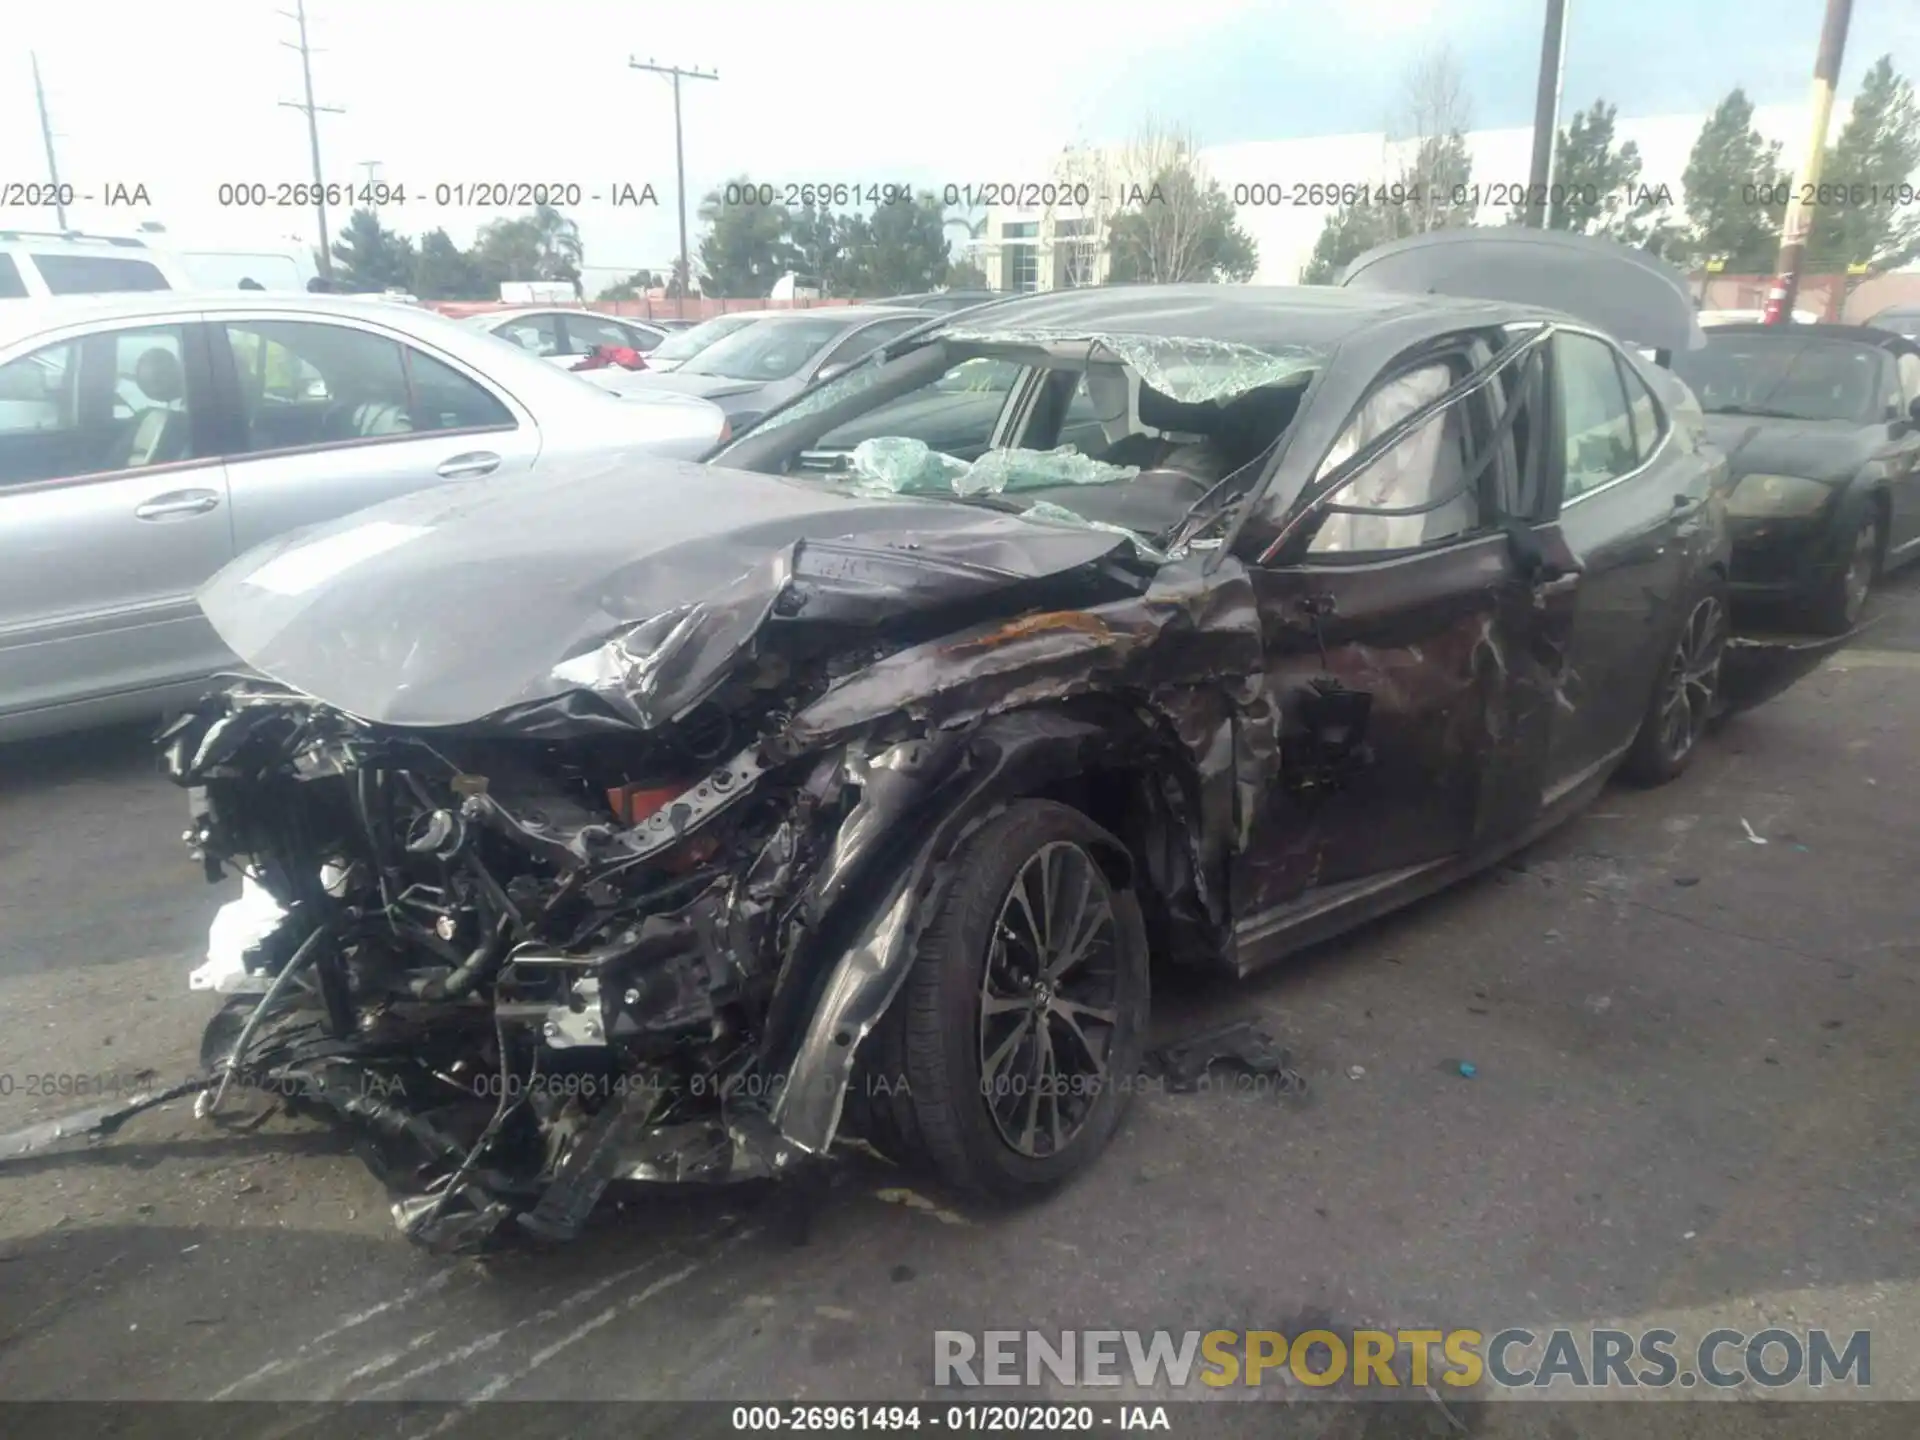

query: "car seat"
left=124, top=348, right=191, bottom=468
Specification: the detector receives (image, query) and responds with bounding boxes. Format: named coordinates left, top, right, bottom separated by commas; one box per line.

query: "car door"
left=210, top=312, right=541, bottom=556
left=0, top=316, right=235, bottom=720
left=1537, top=329, right=1696, bottom=794
left=1231, top=339, right=1579, bottom=964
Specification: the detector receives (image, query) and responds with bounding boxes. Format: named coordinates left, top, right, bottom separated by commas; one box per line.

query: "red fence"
left=1690, top=271, right=1920, bottom=323
left=427, top=271, right=1920, bottom=326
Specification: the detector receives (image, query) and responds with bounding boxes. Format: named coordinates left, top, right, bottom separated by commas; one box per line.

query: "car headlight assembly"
left=1725, top=472, right=1835, bottom=519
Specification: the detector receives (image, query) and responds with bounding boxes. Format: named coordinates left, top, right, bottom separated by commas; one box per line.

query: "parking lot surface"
left=0, top=576, right=1915, bottom=1431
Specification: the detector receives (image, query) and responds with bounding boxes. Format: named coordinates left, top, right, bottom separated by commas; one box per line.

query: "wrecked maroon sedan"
left=160, top=232, right=1814, bottom=1251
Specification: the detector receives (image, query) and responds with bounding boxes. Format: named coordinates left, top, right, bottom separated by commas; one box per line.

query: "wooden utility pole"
left=31, top=53, right=69, bottom=231
left=630, top=57, right=718, bottom=319
left=279, top=0, right=345, bottom=280
left=1523, top=0, right=1571, bottom=229
left=1764, top=0, right=1853, bottom=324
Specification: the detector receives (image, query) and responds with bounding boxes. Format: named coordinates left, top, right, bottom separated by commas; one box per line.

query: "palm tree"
left=530, top=204, right=584, bottom=283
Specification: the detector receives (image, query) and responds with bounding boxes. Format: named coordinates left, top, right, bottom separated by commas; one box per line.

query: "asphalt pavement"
left=0, top=574, right=1915, bottom=1434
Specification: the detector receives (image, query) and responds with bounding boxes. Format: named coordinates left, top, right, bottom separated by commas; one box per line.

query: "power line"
left=629, top=57, right=717, bottom=318
left=31, top=52, right=69, bottom=231
left=278, top=0, right=345, bottom=279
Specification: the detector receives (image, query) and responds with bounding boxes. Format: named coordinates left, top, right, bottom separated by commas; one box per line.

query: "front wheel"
left=1619, top=585, right=1729, bottom=786
left=866, top=800, right=1150, bottom=1201
left=1808, top=508, right=1880, bottom=635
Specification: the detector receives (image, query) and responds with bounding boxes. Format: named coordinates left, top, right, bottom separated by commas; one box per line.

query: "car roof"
left=937, top=283, right=1528, bottom=349
left=888, top=290, right=1004, bottom=303
left=0, top=229, right=169, bottom=252
left=721, top=305, right=931, bottom=325
left=1703, top=321, right=1920, bottom=354
left=482, top=305, right=662, bottom=322
left=0, top=290, right=471, bottom=345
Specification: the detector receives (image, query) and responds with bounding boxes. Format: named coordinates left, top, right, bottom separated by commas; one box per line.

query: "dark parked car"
left=623, top=306, right=933, bottom=429
left=1669, top=322, right=1920, bottom=631
left=884, top=290, right=1012, bottom=314
left=163, top=232, right=1822, bottom=1251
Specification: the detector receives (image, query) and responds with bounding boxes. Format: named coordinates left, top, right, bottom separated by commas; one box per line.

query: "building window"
left=1007, top=246, right=1040, bottom=292
left=1054, top=218, right=1090, bottom=237
left=1001, top=221, right=1039, bottom=239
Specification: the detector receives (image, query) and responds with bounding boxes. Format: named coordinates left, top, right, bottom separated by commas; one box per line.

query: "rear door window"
left=1556, top=333, right=1640, bottom=500
left=494, top=313, right=562, bottom=357
left=563, top=313, right=649, bottom=354
left=222, top=320, right=513, bottom=454
left=0, top=324, right=199, bottom=484
left=1620, top=356, right=1666, bottom=466
left=31, top=253, right=171, bottom=295
left=0, top=255, right=28, bottom=299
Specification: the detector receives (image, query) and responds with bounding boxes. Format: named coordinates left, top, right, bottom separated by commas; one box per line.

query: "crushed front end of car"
left=160, top=461, right=1273, bottom=1252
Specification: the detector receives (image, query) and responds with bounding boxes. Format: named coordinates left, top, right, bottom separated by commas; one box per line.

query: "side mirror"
left=1908, top=395, right=1920, bottom=425
left=814, top=362, right=851, bottom=385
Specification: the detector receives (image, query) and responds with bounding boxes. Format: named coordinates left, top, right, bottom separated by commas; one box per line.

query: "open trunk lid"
left=1340, top=228, right=1706, bottom=356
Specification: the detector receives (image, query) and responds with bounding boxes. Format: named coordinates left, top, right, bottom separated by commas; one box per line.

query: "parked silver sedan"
left=0, top=291, right=727, bottom=741
left=463, top=307, right=670, bottom=367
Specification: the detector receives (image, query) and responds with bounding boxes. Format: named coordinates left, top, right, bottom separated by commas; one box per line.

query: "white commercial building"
left=967, top=104, right=1809, bottom=290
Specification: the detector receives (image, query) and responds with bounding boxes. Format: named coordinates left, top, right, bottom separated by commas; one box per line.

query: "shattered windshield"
left=740, top=329, right=1323, bottom=558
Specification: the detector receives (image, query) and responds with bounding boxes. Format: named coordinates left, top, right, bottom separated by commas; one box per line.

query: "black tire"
left=872, top=800, right=1149, bottom=1202
left=1619, top=582, right=1730, bottom=786
left=1807, top=507, right=1881, bottom=635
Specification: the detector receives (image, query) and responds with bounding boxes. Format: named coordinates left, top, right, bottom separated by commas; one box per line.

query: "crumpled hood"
left=196, top=453, right=1141, bottom=734
left=1701, top=414, right=1875, bottom=482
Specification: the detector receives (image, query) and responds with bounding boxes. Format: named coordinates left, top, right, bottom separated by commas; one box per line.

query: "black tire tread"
left=1619, top=582, right=1728, bottom=787
left=889, top=799, right=1146, bottom=1201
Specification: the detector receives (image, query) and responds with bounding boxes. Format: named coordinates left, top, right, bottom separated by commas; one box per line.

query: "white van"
left=1, top=231, right=315, bottom=298
left=0, top=231, right=191, bottom=298
left=177, top=248, right=317, bottom=292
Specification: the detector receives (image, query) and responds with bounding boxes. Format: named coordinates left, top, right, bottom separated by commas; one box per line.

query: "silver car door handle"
left=134, top=490, right=222, bottom=520
left=436, top=452, right=501, bottom=479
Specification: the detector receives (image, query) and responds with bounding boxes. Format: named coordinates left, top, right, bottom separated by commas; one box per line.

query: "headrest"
left=134, top=347, right=184, bottom=404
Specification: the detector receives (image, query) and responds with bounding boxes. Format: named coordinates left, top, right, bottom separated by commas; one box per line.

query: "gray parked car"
left=627, top=306, right=934, bottom=430
left=640, top=311, right=762, bottom=373
left=0, top=291, right=727, bottom=741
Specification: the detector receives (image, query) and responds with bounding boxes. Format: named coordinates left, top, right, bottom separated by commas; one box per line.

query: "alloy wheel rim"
left=977, top=841, right=1122, bottom=1158
left=1657, top=595, right=1726, bottom=765
left=1843, top=519, right=1878, bottom=623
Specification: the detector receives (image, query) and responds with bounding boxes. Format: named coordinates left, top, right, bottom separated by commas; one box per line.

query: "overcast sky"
left=5, top=0, right=1918, bottom=278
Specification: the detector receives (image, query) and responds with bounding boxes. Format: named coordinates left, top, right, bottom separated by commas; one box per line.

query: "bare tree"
left=1393, top=44, right=1477, bottom=233
left=1043, top=140, right=1120, bottom=288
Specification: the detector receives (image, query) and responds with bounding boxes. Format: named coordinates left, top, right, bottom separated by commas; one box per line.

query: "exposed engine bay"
left=159, top=481, right=1278, bottom=1251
